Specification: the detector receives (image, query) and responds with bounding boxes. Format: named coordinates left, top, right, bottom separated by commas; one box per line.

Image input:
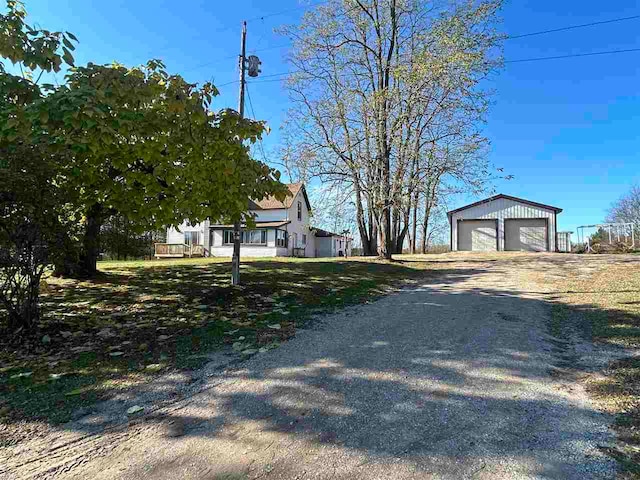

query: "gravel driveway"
left=8, top=254, right=617, bottom=479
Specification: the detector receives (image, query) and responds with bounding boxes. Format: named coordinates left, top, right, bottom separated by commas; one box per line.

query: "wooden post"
left=231, top=21, right=247, bottom=286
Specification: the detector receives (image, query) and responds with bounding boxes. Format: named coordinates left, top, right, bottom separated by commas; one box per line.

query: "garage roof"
left=447, top=194, right=562, bottom=217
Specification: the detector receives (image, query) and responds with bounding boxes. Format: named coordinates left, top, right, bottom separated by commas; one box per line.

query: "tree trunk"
left=54, top=203, right=104, bottom=278
left=80, top=203, right=104, bottom=277
left=368, top=203, right=378, bottom=255
left=380, top=154, right=393, bottom=259
left=421, top=200, right=432, bottom=254
left=410, top=189, right=419, bottom=253
left=354, top=181, right=375, bottom=256
left=395, top=205, right=410, bottom=253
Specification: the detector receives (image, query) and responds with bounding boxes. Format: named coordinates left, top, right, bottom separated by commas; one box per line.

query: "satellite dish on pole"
left=247, top=55, right=261, bottom=77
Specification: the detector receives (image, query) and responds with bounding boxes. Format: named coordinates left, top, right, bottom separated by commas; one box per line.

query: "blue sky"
left=16, top=0, right=640, bottom=235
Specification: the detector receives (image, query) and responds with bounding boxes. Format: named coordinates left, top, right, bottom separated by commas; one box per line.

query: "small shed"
left=448, top=194, right=563, bottom=252
left=312, top=228, right=352, bottom=257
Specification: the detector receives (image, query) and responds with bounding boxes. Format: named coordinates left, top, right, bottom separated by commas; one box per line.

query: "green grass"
left=0, top=256, right=434, bottom=426
left=545, top=258, right=640, bottom=477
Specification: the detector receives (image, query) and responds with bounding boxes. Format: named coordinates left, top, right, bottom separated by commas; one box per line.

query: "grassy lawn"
left=0, top=256, right=435, bottom=428
left=543, top=257, right=640, bottom=477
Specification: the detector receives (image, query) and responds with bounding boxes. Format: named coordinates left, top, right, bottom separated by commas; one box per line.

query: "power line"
left=504, top=47, right=640, bottom=63
left=506, top=14, right=640, bottom=39
left=245, top=83, right=269, bottom=164
left=215, top=79, right=240, bottom=88
left=246, top=1, right=328, bottom=22
left=215, top=47, right=640, bottom=89
left=183, top=13, right=640, bottom=76
left=182, top=44, right=291, bottom=74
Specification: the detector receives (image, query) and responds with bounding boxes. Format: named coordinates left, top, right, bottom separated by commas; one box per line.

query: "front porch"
left=154, top=243, right=206, bottom=258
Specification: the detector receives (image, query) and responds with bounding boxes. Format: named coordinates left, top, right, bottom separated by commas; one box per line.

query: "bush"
left=0, top=148, right=70, bottom=333
left=591, top=242, right=631, bottom=254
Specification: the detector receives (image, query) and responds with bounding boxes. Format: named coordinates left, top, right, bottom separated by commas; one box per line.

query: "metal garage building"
left=448, top=194, right=563, bottom=252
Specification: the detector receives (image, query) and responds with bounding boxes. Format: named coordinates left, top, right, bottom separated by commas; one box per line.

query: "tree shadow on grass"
left=9, top=279, right=635, bottom=479
left=0, top=260, right=486, bottom=434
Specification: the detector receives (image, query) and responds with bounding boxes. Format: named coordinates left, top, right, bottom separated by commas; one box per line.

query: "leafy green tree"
left=2, top=2, right=288, bottom=279
left=25, top=60, right=286, bottom=276
left=0, top=0, right=77, bottom=333
left=0, top=0, right=287, bottom=332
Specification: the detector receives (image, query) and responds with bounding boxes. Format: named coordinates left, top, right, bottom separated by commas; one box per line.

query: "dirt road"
left=6, top=254, right=622, bottom=479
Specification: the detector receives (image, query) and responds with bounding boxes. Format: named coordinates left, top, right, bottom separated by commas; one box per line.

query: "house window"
left=185, top=231, right=200, bottom=246
left=302, top=234, right=307, bottom=245
left=223, top=229, right=266, bottom=245
left=242, top=229, right=267, bottom=245
left=276, top=229, right=288, bottom=247
left=297, top=201, right=302, bottom=221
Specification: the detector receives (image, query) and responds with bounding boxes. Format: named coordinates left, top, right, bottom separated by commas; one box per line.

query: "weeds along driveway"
left=4, top=254, right=622, bottom=479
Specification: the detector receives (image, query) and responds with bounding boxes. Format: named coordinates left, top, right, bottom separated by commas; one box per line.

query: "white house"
left=160, top=183, right=352, bottom=258
left=448, top=194, right=566, bottom=252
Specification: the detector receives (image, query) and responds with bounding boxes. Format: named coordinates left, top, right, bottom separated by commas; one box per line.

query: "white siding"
left=166, top=220, right=209, bottom=248
left=450, top=197, right=557, bottom=252
left=557, top=232, right=572, bottom=252
left=284, top=190, right=315, bottom=257
left=166, top=226, right=184, bottom=244
left=164, top=185, right=316, bottom=258
left=210, top=246, right=278, bottom=257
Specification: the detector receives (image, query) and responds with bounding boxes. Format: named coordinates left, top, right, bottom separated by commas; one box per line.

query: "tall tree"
left=40, top=60, right=287, bottom=276
left=0, top=0, right=77, bottom=332
left=0, top=0, right=288, bottom=332
left=606, top=184, right=640, bottom=236
left=1, top=2, right=288, bottom=279
left=280, top=0, right=503, bottom=257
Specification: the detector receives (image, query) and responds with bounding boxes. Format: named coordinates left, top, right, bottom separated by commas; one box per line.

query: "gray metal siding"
left=557, top=232, right=572, bottom=252
left=450, top=198, right=557, bottom=251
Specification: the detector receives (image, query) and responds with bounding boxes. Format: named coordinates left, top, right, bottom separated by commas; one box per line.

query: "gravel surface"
left=5, top=255, right=618, bottom=479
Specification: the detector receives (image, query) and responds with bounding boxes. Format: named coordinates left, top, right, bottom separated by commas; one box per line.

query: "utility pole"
left=231, top=21, right=262, bottom=285
left=231, top=21, right=247, bottom=286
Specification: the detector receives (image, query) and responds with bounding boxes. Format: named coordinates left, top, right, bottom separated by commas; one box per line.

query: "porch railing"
left=292, top=247, right=306, bottom=258
left=154, top=243, right=207, bottom=258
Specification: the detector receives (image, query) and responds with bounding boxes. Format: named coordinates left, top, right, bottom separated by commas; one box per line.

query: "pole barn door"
left=457, top=219, right=498, bottom=251
left=504, top=218, right=548, bottom=251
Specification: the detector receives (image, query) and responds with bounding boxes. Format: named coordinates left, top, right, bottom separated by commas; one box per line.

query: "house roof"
left=249, top=183, right=312, bottom=211
left=210, top=221, right=291, bottom=229
left=312, top=227, right=353, bottom=239
left=447, top=194, right=563, bottom=217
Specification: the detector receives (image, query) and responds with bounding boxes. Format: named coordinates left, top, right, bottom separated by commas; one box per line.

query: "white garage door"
left=458, top=220, right=497, bottom=251
left=504, top=219, right=547, bottom=252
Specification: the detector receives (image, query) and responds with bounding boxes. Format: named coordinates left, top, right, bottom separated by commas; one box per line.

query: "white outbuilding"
left=448, top=194, right=564, bottom=252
